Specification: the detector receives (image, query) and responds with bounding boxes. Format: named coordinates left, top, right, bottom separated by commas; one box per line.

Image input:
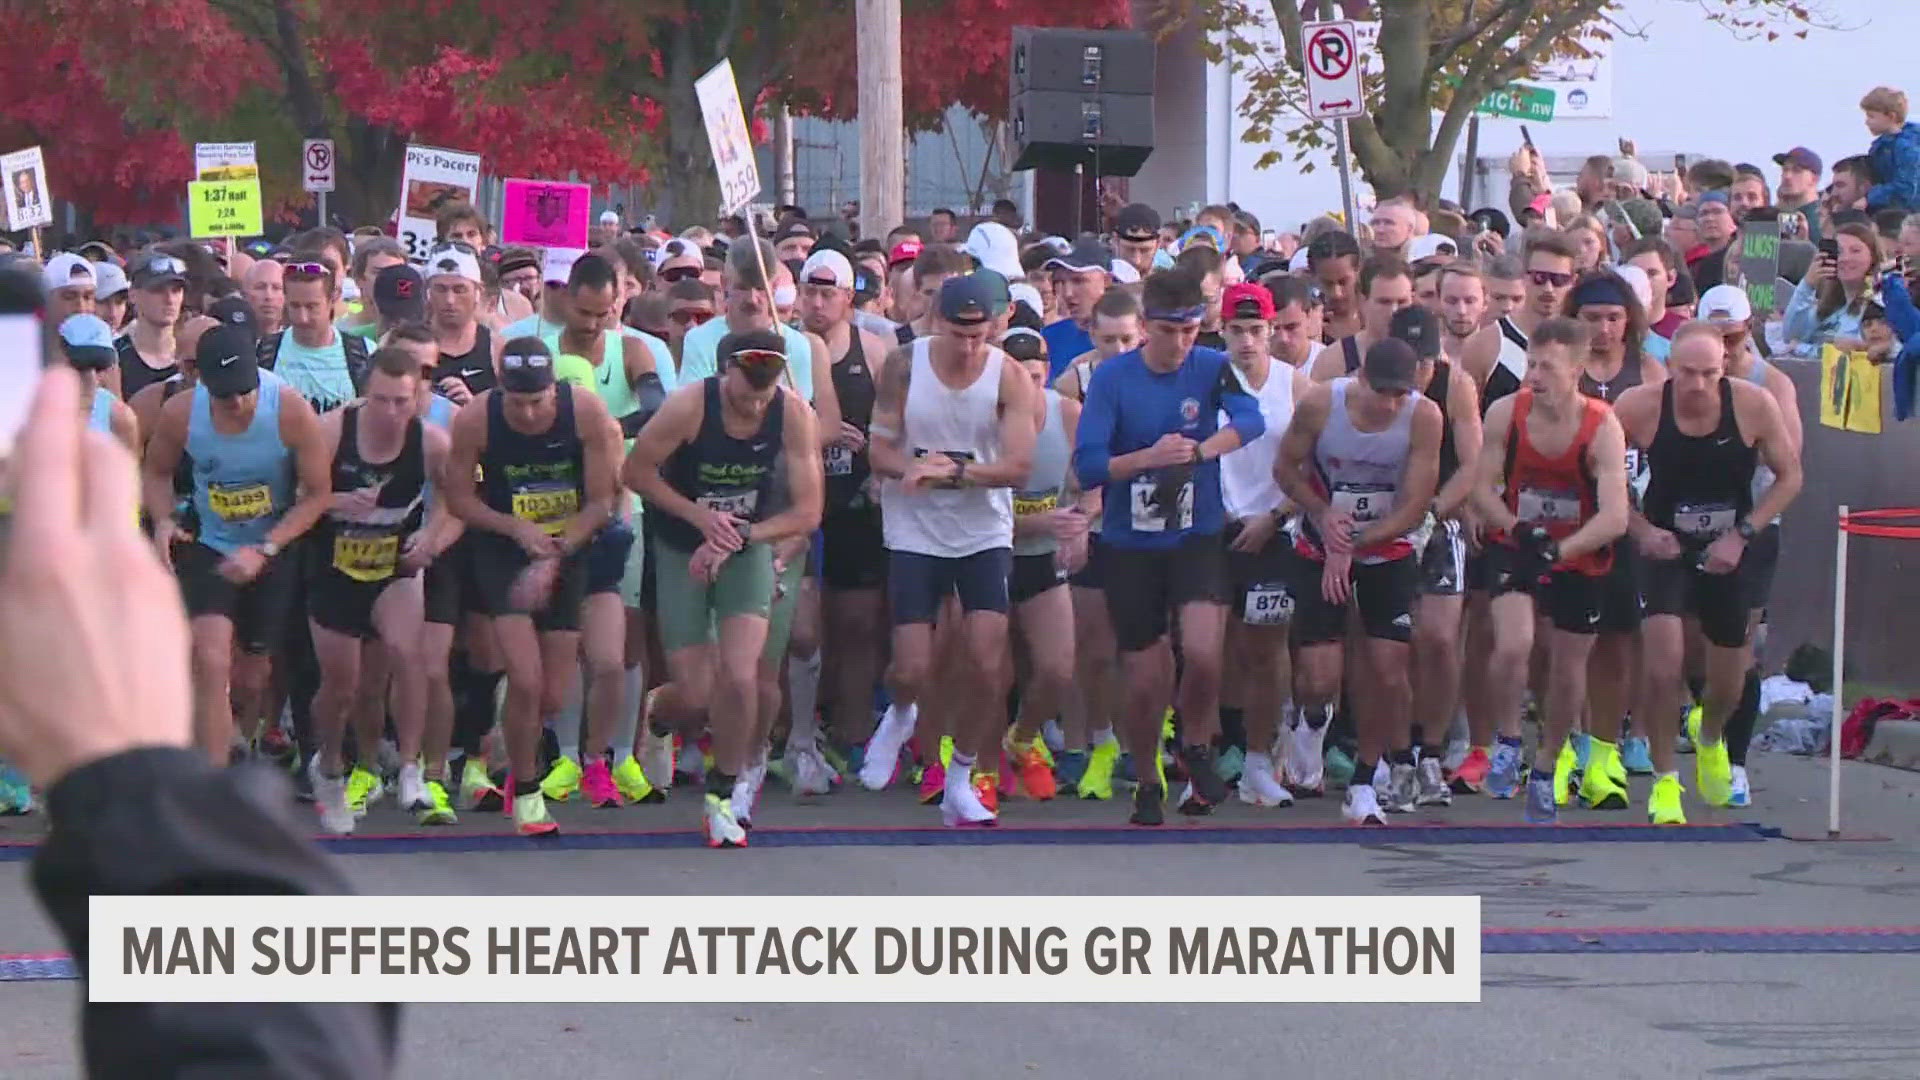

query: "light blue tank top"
left=87, top=388, right=114, bottom=434
left=1013, top=391, right=1069, bottom=557
left=419, top=393, right=457, bottom=507
left=189, top=371, right=294, bottom=554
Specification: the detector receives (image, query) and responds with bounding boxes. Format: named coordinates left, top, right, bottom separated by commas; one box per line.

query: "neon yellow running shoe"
left=1648, top=773, right=1687, bottom=825
left=346, top=766, right=384, bottom=818
left=1080, top=738, right=1119, bottom=800
left=540, top=755, right=583, bottom=802
left=415, top=780, right=457, bottom=826
left=1553, top=739, right=1577, bottom=806
left=1696, top=739, right=1733, bottom=807
left=459, top=757, right=503, bottom=811
left=1602, top=738, right=1629, bottom=790
left=938, top=734, right=954, bottom=769
left=514, top=789, right=559, bottom=836
left=1684, top=702, right=1703, bottom=752
left=1580, top=741, right=1630, bottom=810
left=611, top=756, right=659, bottom=804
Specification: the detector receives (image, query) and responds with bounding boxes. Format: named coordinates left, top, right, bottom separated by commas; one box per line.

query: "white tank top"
left=1220, top=360, right=1295, bottom=520
left=1311, top=377, right=1425, bottom=564
left=1495, top=317, right=1528, bottom=385
left=881, top=336, right=1014, bottom=557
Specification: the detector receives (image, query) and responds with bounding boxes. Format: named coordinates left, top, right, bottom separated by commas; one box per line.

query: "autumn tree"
left=1156, top=0, right=1838, bottom=205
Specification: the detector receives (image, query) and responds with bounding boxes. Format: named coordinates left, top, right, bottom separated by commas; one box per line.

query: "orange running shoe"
left=973, top=771, right=1000, bottom=815
left=1450, top=746, right=1491, bottom=794
left=1009, top=741, right=1057, bottom=801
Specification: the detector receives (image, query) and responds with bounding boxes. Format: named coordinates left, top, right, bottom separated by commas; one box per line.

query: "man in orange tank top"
left=1469, top=317, right=1631, bottom=825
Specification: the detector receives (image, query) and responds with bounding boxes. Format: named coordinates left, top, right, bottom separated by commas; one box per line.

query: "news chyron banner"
left=92, top=895, right=1479, bottom=1003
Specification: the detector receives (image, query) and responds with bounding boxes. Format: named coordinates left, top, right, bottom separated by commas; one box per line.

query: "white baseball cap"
left=964, top=222, right=1023, bottom=281
left=1109, top=258, right=1141, bottom=284
left=42, top=252, right=96, bottom=295
left=1698, top=284, right=1753, bottom=325
left=1406, top=233, right=1460, bottom=261
left=1613, top=264, right=1653, bottom=310
left=425, top=247, right=484, bottom=286
left=599, top=210, right=620, bottom=225
left=91, top=260, right=129, bottom=300
left=799, top=249, right=854, bottom=289
left=1008, top=282, right=1045, bottom=319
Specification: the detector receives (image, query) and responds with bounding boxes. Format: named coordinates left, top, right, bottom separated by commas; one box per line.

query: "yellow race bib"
left=332, top=532, right=400, bottom=583
left=511, top=486, right=579, bottom=536
left=208, top=482, right=273, bottom=523
left=1013, top=492, right=1058, bottom=517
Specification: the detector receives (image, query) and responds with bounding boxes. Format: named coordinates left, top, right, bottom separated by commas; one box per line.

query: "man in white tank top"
left=863, top=275, right=1036, bottom=827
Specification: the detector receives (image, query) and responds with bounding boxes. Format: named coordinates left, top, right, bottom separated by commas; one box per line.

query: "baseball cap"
left=242, top=239, right=275, bottom=260
left=970, top=269, right=1011, bottom=316
left=375, top=264, right=426, bottom=322
left=1044, top=236, right=1115, bottom=275
left=1000, top=326, right=1046, bottom=363
left=599, top=210, right=620, bottom=226
left=1388, top=305, right=1442, bottom=361
left=57, top=314, right=116, bottom=369
left=1614, top=264, right=1654, bottom=310
left=132, top=252, right=189, bottom=289
left=852, top=266, right=881, bottom=304
left=91, top=261, right=129, bottom=300
left=76, top=241, right=115, bottom=263
left=497, top=249, right=539, bottom=278
left=1773, top=146, right=1823, bottom=175
left=1008, top=282, right=1045, bottom=321
left=964, top=222, right=1023, bottom=281
left=1406, top=233, right=1459, bottom=261
left=1109, top=259, right=1141, bottom=285
left=1610, top=156, right=1651, bottom=191
left=205, top=295, right=259, bottom=343
left=42, top=253, right=95, bottom=295
left=773, top=220, right=814, bottom=243
left=1222, top=282, right=1275, bottom=323
left=499, top=336, right=558, bottom=392
left=1114, top=203, right=1162, bottom=242
left=1362, top=338, right=1421, bottom=393
left=1698, top=284, right=1753, bottom=325
left=196, top=325, right=262, bottom=397
left=887, top=240, right=923, bottom=267
left=425, top=246, right=483, bottom=285
left=719, top=329, right=788, bottom=372
left=1696, top=190, right=1731, bottom=209
left=542, top=247, right=584, bottom=286
left=938, top=274, right=996, bottom=326
left=800, top=249, right=854, bottom=289
left=1523, top=193, right=1554, bottom=219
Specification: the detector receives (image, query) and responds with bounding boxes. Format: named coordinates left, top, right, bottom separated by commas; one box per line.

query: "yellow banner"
left=188, top=179, right=263, bottom=239
left=1819, top=345, right=1883, bottom=434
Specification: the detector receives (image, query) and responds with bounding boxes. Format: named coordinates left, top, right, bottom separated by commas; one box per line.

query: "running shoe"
left=396, top=761, right=430, bottom=814
left=459, top=757, right=504, bottom=812
left=1648, top=773, right=1686, bottom=825
left=540, top=755, right=583, bottom=802
left=1053, top=749, right=1089, bottom=795
left=513, top=792, right=558, bottom=837
left=1284, top=718, right=1329, bottom=794
left=821, top=740, right=854, bottom=781
left=1380, top=762, right=1418, bottom=813
left=1727, top=764, right=1752, bottom=808
left=972, top=772, right=1000, bottom=816
left=731, top=775, right=759, bottom=831
left=941, top=772, right=997, bottom=827
left=1324, top=745, right=1355, bottom=788
left=1130, top=782, right=1165, bottom=826
left=1041, top=718, right=1066, bottom=754
left=640, top=725, right=676, bottom=796
left=415, top=780, right=457, bottom=826
left=1620, top=735, right=1655, bottom=775
left=346, top=766, right=384, bottom=818
left=1679, top=703, right=1701, bottom=754
left=1484, top=741, right=1523, bottom=799
left=1236, top=752, right=1294, bottom=807
left=310, top=758, right=355, bottom=835
left=1449, top=746, right=1490, bottom=794
left=859, top=702, right=918, bottom=790
left=1177, top=781, right=1215, bottom=816
left=1552, top=740, right=1577, bottom=807
left=0, top=759, right=33, bottom=815
left=1696, top=739, right=1733, bottom=807
left=1079, top=740, right=1118, bottom=800
left=1415, top=757, right=1452, bottom=807
left=1181, top=745, right=1228, bottom=809
left=1342, top=783, right=1386, bottom=825
left=1214, top=745, right=1245, bottom=785
left=917, top=762, right=945, bottom=805
left=703, top=792, right=747, bottom=847
left=790, top=744, right=837, bottom=797
left=581, top=759, right=622, bottom=808
left=1579, top=758, right=1630, bottom=810
left=611, top=756, right=659, bottom=803
left=1602, top=741, right=1630, bottom=791
left=1524, top=776, right=1557, bottom=824
left=1007, top=737, right=1057, bottom=801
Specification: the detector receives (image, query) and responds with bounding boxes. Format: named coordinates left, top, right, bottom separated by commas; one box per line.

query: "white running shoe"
left=1728, top=764, right=1752, bottom=808
left=1041, top=718, right=1067, bottom=754
left=1381, top=762, right=1418, bottom=813
left=1342, top=783, right=1388, bottom=825
left=859, top=702, right=919, bottom=791
left=940, top=772, right=997, bottom=827
left=1236, top=752, right=1294, bottom=807
left=703, top=793, right=747, bottom=848
left=640, top=724, right=675, bottom=794
left=791, top=744, right=836, bottom=796
left=1415, top=757, right=1453, bottom=807
left=734, top=749, right=768, bottom=826
left=396, top=761, right=430, bottom=813
left=309, top=756, right=355, bottom=836
left=1283, top=716, right=1328, bottom=793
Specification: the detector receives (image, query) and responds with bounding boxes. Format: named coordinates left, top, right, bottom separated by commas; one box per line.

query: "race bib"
left=698, top=489, right=759, bottom=518
left=824, top=443, right=855, bottom=477
left=1515, top=486, right=1581, bottom=524
left=207, top=482, right=273, bottom=523
left=1013, top=491, right=1058, bottom=518
left=1242, top=584, right=1293, bottom=626
left=511, top=484, right=580, bottom=535
left=1129, top=475, right=1192, bottom=533
left=1330, top=483, right=1393, bottom=524
left=332, top=531, right=400, bottom=583
left=1675, top=501, right=1736, bottom=539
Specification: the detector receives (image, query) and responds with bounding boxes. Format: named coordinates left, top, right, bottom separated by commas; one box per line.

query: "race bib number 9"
left=208, top=482, right=273, bottom=523
left=1129, top=476, right=1193, bottom=533
left=698, top=490, right=759, bottom=519
left=1515, top=486, right=1581, bottom=524
left=332, top=532, right=400, bottom=583
left=1675, top=501, right=1736, bottom=539
left=824, top=444, right=855, bottom=477
left=1242, top=584, right=1292, bottom=626
left=511, top=486, right=580, bottom=535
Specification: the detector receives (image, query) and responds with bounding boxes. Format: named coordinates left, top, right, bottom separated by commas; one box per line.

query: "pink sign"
left=500, top=179, right=592, bottom=249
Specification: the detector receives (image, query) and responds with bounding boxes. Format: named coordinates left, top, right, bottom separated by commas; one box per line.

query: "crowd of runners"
left=0, top=162, right=1824, bottom=845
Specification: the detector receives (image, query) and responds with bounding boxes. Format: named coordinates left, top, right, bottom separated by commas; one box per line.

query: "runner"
left=1306, top=230, right=1365, bottom=342
left=58, top=314, right=138, bottom=450
left=1614, top=323, right=1802, bottom=824
left=1310, top=254, right=1414, bottom=382
left=241, top=259, right=286, bottom=338
left=1275, top=337, right=1444, bottom=824
left=116, top=252, right=189, bottom=400
left=141, top=324, right=331, bottom=764
left=258, top=255, right=370, bottom=413
left=335, top=237, right=408, bottom=341
left=1073, top=269, right=1265, bottom=824
left=1041, top=238, right=1113, bottom=380
left=864, top=274, right=1036, bottom=827
left=443, top=337, right=627, bottom=836
left=93, top=259, right=130, bottom=333
left=42, top=252, right=96, bottom=326
left=1264, top=275, right=1327, bottom=373
left=1435, top=264, right=1488, bottom=362
left=426, top=245, right=495, bottom=405
left=1470, top=317, right=1632, bottom=824
left=894, top=245, right=970, bottom=347
left=304, top=348, right=454, bottom=833
left=622, top=330, right=823, bottom=846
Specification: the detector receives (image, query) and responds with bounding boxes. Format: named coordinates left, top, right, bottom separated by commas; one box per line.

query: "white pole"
left=1829, top=504, right=1848, bottom=838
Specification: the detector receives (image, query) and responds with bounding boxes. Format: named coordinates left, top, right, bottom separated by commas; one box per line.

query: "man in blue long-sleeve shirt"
left=1072, top=268, right=1265, bottom=824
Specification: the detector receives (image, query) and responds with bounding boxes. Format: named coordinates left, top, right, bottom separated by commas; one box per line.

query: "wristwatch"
left=1189, top=443, right=1205, bottom=465
left=738, top=521, right=754, bottom=546
left=260, top=540, right=281, bottom=559
left=1735, top=520, right=1757, bottom=541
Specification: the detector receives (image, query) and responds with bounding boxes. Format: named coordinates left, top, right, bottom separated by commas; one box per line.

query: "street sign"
left=303, top=139, right=335, bottom=193
left=1302, top=21, right=1366, bottom=120
left=1476, top=83, right=1556, bottom=122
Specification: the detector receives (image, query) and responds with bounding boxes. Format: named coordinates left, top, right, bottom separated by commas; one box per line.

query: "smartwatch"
left=1735, top=520, right=1757, bottom=541
left=260, top=540, right=281, bottom=559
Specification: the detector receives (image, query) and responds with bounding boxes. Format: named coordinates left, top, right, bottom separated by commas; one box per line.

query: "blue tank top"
left=419, top=393, right=457, bottom=507
left=188, top=371, right=295, bottom=554
left=88, top=387, right=114, bottom=434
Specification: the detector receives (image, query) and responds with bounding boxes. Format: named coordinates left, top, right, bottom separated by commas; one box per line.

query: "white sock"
left=787, top=650, right=822, bottom=750
left=555, top=670, right=585, bottom=764
left=614, top=664, right=644, bottom=765
left=947, top=752, right=974, bottom=790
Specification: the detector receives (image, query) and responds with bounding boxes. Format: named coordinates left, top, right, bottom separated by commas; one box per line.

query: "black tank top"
left=1482, top=318, right=1527, bottom=412
left=657, top=377, right=785, bottom=552
left=1425, top=359, right=1459, bottom=484
left=1579, top=350, right=1645, bottom=404
left=1643, top=380, right=1756, bottom=550
left=826, top=330, right=876, bottom=510
left=1341, top=335, right=1362, bottom=374
left=434, top=324, right=496, bottom=396
left=118, top=333, right=177, bottom=400
left=318, top=405, right=427, bottom=581
left=479, top=383, right=584, bottom=535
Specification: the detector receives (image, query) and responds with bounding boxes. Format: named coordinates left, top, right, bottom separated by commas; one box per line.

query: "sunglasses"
left=501, top=352, right=551, bottom=370
left=1529, top=269, right=1575, bottom=288
left=730, top=348, right=787, bottom=366
left=285, top=261, right=331, bottom=278
left=660, top=265, right=703, bottom=283
left=669, top=309, right=715, bottom=326
left=144, top=255, right=186, bottom=276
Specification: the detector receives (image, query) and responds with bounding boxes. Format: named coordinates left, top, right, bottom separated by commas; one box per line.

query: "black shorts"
left=1068, top=533, right=1107, bottom=589
left=1483, top=543, right=1607, bottom=636
left=1419, top=519, right=1468, bottom=596
left=888, top=547, right=1013, bottom=625
left=1225, top=520, right=1296, bottom=628
left=1641, top=551, right=1750, bottom=649
left=1009, top=551, right=1068, bottom=605
left=1102, top=534, right=1231, bottom=653
left=468, top=533, right=591, bottom=633
left=1464, top=549, right=1499, bottom=593
left=638, top=512, right=659, bottom=612
left=423, top=534, right=480, bottom=627
left=822, top=507, right=887, bottom=591
left=1740, top=524, right=1781, bottom=610
left=585, top=519, right=635, bottom=596
left=174, top=539, right=301, bottom=655
left=1595, top=542, right=1644, bottom=634
left=1289, top=554, right=1419, bottom=646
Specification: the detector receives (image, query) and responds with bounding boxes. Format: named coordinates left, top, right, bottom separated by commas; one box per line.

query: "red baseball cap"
left=888, top=240, right=923, bottom=267
left=1222, top=282, right=1275, bottom=322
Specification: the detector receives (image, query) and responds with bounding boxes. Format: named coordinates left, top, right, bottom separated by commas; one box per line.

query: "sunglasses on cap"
left=730, top=348, right=787, bottom=367
left=143, top=255, right=187, bottom=277
left=501, top=351, right=552, bottom=371
left=669, top=308, right=715, bottom=326
left=285, top=261, right=331, bottom=278
left=1529, top=269, right=1575, bottom=288
left=660, top=265, right=702, bottom=283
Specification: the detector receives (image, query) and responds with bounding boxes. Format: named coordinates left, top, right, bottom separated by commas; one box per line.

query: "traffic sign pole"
left=1308, top=6, right=1361, bottom=230
left=318, top=190, right=328, bottom=229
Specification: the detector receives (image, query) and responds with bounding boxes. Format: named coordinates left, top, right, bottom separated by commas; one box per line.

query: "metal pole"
left=1334, top=122, right=1356, bottom=231
left=1829, top=504, right=1848, bottom=837
left=318, top=190, right=328, bottom=230
left=1460, top=115, right=1480, bottom=209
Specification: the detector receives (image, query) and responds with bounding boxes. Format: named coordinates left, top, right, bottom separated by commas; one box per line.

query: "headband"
left=1144, top=305, right=1205, bottom=324
left=1570, top=276, right=1630, bottom=309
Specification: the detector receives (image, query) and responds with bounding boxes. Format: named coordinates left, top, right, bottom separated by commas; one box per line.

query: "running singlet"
left=1747, top=357, right=1778, bottom=503
left=116, top=333, right=177, bottom=400
left=1426, top=359, right=1459, bottom=486
left=87, top=387, right=115, bottom=434
left=434, top=325, right=496, bottom=396
left=1580, top=351, right=1649, bottom=497
left=188, top=371, right=294, bottom=555
left=1013, top=390, right=1069, bottom=558
left=479, top=381, right=584, bottom=539
left=1499, top=389, right=1612, bottom=576
left=825, top=329, right=877, bottom=513
left=1642, top=380, right=1756, bottom=552
left=881, top=336, right=1013, bottom=558
left=1219, top=361, right=1294, bottom=521
left=1485, top=318, right=1528, bottom=410
left=1295, top=376, right=1423, bottom=565
left=318, top=405, right=427, bottom=583
left=655, top=377, right=784, bottom=553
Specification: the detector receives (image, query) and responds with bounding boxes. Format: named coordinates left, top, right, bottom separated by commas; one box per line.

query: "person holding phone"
left=1782, top=222, right=1882, bottom=358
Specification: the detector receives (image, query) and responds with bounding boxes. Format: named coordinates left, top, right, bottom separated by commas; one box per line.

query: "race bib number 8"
left=1675, top=501, right=1736, bottom=538
left=1330, top=484, right=1391, bottom=524
left=1129, top=476, right=1193, bottom=533
left=1515, top=486, right=1581, bottom=524
left=1243, top=584, right=1292, bottom=626
left=332, top=532, right=400, bottom=583
left=511, top=486, right=580, bottom=535
left=824, top=443, right=855, bottom=477
left=208, top=482, right=273, bottom=523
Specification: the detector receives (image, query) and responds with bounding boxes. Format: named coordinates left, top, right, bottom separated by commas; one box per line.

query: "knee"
left=191, top=638, right=231, bottom=683
left=887, top=656, right=930, bottom=700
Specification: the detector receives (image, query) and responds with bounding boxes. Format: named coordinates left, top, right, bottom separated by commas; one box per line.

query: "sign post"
left=695, top=58, right=795, bottom=391
left=303, top=138, right=336, bottom=227
left=397, top=145, right=483, bottom=263
left=1303, top=19, right=1366, bottom=231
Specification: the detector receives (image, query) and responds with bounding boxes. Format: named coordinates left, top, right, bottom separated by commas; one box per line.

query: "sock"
left=1389, top=747, right=1416, bottom=767
left=1304, top=703, right=1332, bottom=730
left=1686, top=674, right=1706, bottom=705
left=1419, top=743, right=1443, bottom=764
left=454, top=669, right=502, bottom=756
left=706, top=767, right=736, bottom=795
left=614, top=665, right=644, bottom=766
left=1091, top=725, right=1115, bottom=747
left=513, top=776, right=540, bottom=797
left=1353, top=759, right=1377, bottom=789
left=1726, top=667, right=1761, bottom=767
left=787, top=651, right=822, bottom=750
left=1218, top=707, right=1247, bottom=753
left=555, top=670, right=585, bottom=764
left=1496, top=733, right=1523, bottom=750
left=948, top=752, right=974, bottom=789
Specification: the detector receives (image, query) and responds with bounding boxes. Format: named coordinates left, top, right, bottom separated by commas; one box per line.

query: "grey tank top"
left=1014, top=390, right=1069, bottom=557
left=1312, top=377, right=1425, bottom=565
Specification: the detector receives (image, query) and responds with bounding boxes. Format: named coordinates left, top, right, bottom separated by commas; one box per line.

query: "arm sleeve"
left=1882, top=273, right=1920, bottom=341
left=1782, top=276, right=1821, bottom=345
left=32, top=749, right=398, bottom=1079
left=1072, top=363, right=1119, bottom=489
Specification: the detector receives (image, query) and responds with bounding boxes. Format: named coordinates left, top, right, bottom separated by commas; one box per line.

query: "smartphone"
left=1819, top=237, right=1841, bottom=262
left=1519, top=125, right=1535, bottom=150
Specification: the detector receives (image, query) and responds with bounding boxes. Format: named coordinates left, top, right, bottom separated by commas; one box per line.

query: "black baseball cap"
left=1045, top=236, right=1114, bottom=275
left=375, top=264, right=426, bottom=323
left=719, top=329, right=789, bottom=372
left=938, top=274, right=996, bottom=326
left=499, top=336, right=557, bottom=392
left=1362, top=337, right=1420, bottom=394
left=1389, top=305, right=1442, bottom=361
left=132, top=252, right=189, bottom=289
left=205, top=295, right=259, bottom=345
left=196, top=325, right=262, bottom=397
left=1114, top=203, right=1162, bottom=242
left=774, top=220, right=814, bottom=243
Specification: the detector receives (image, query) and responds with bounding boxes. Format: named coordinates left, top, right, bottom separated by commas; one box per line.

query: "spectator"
left=1862, top=86, right=1920, bottom=212
left=1876, top=252, right=1920, bottom=418
left=1686, top=158, right=1737, bottom=194
left=1666, top=203, right=1701, bottom=254
left=1576, top=154, right=1613, bottom=210
left=1609, top=154, right=1651, bottom=201
left=1731, top=165, right=1770, bottom=219
left=1506, top=145, right=1552, bottom=222
left=1564, top=214, right=1609, bottom=271
left=1689, top=191, right=1739, bottom=291
left=1773, top=146, right=1826, bottom=248
left=1784, top=221, right=1881, bottom=357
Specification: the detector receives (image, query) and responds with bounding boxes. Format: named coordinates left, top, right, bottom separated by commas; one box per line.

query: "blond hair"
left=1862, top=86, right=1909, bottom=124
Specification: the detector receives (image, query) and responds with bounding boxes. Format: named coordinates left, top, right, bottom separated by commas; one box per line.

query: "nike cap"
left=499, top=335, right=557, bottom=393
left=196, top=324, right=262, bottom=397
left=374, top=263, right=426, bottom=322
